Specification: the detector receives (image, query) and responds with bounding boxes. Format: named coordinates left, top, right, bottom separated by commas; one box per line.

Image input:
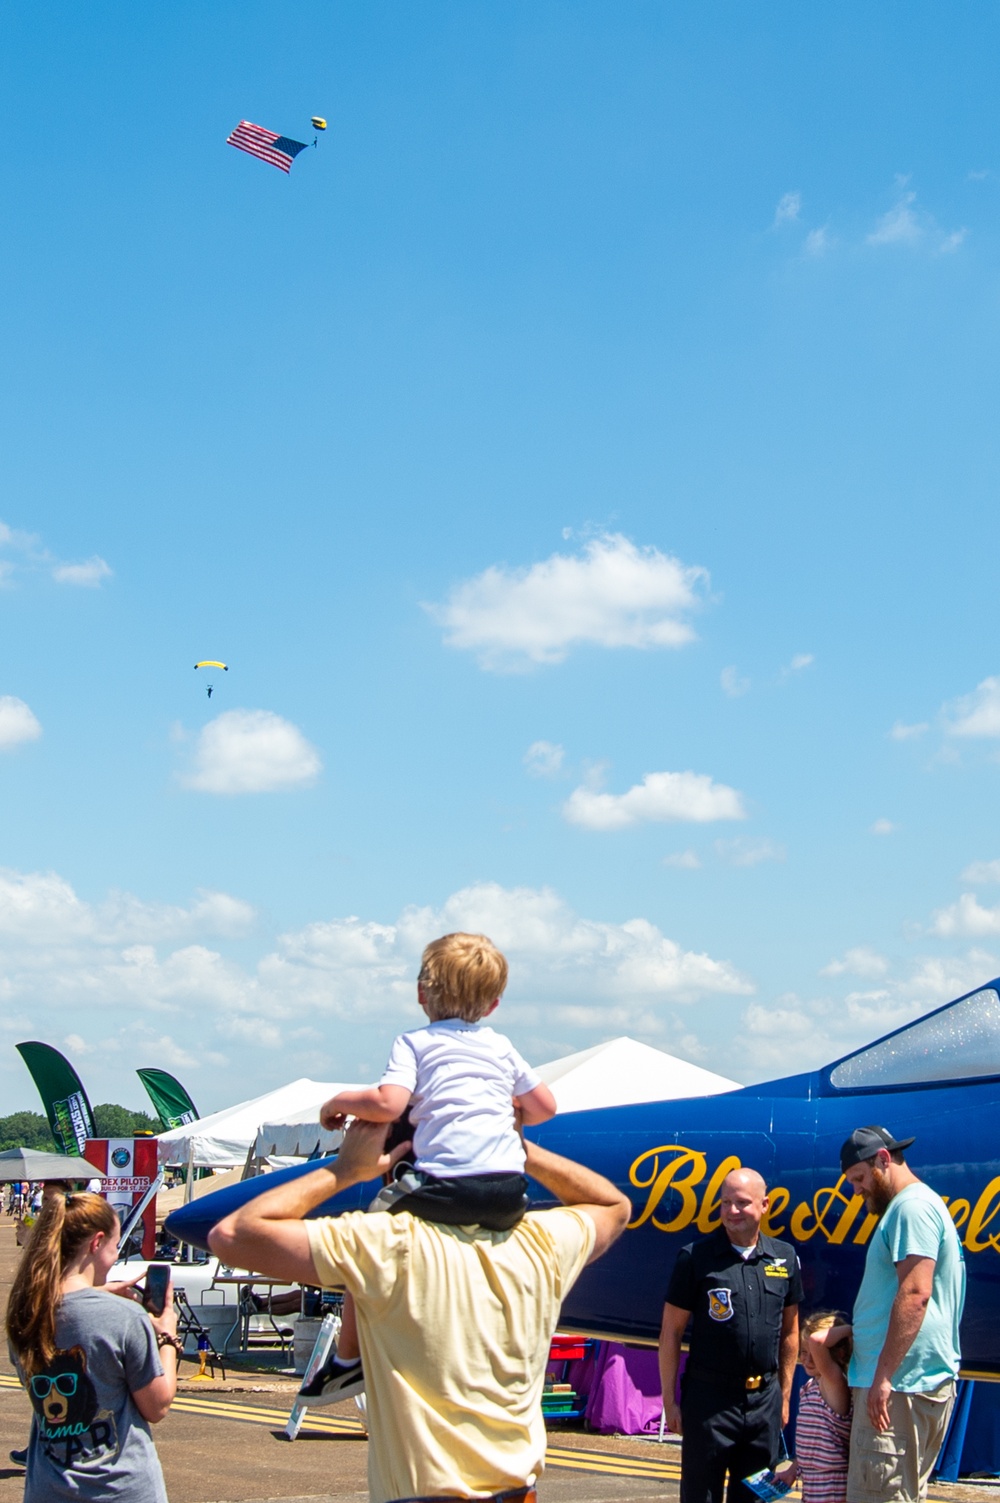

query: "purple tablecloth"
left=583, top=1343, right=683, bottom=1435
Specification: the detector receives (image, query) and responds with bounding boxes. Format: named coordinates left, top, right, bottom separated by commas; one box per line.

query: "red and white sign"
left=84, top=1137, right=158, bottom=1259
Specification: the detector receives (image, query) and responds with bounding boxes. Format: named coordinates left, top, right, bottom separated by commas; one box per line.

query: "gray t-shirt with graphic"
left=15, top=1287, right=167, bottom=1502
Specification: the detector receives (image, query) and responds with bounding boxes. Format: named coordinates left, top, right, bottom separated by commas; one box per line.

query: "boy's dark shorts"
left=368, top=1168, right=529, bottom=1231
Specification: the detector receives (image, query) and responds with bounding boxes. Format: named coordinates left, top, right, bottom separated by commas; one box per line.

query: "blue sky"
left=3, top=3, right=1000, bottom=1114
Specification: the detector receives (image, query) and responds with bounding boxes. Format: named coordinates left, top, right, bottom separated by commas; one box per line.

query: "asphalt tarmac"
left=0, top=1216, right=680, bottom=1502
left=0, top=1218, right=996, bottom=1503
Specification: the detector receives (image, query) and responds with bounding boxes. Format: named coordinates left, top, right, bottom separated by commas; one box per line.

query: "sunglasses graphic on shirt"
left=31, top=1373, right=78, bottom=1399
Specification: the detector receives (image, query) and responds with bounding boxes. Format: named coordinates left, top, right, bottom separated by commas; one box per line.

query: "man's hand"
left=335, top=1119, right=412, bottom=1183
left=320, top=1107, right=348, bottom=1131
left=662, top=1399, right=682, bottom=1435
left=209, top=1119, right=412, bottom=1285
left=867, top=1375, right=892, bottom=1432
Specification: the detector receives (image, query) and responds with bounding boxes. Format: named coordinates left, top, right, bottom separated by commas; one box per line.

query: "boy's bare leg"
left=338, top=1292, right=360, bottom=1360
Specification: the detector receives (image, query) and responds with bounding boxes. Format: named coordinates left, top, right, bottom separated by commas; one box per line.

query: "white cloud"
left=962, top=860, right=1000, bottom=885
left=871, top=818, right=896, bottom=836
left=868, top=188, right=922, bottom=246
left=803, top=227, right=830, bottom=257
left=663, top=850, right=701, bottom=869
left=820, top=946, right=889, bottom=979
left=0, top=522, right=112, bottom=588
left=0, top=696, right=41, bottom=750
left=714, top=838, right=785, bottom=867
left=867, top=181, right=967, bottom=255
left=725, top=948, right=1000, bottom=1079
left=425, top=533, right=707, bottom=670
left=931, top=893, right=1000, bottom=937
left=782, top=652, right=814, bottom=677
left=0, top=868, right=754, bottom=1109
left=774, top=191, right=801, bottom=226
left=0, top=868, right=255, bottom=945
left=181, top=709, right=321, bottom=794
left=523, top=740, right=564, bottom=777
left=937, top=229, right=967, bottom=255
left=52, top=556, right=113, bottom=588
left=944, top=677, right=1000, bottom=738
left=721, top=666, right=750, bottom=698
left=890, top=721, right=928, bottom=741
left=563, top=769, right=746, bottom=831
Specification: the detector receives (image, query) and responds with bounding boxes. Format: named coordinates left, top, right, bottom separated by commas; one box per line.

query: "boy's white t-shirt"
left=379, top=1019, right=542, bottom=1177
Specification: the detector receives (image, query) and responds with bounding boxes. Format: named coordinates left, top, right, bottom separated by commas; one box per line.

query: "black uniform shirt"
left=665, top=1226, right=804, bottom=1382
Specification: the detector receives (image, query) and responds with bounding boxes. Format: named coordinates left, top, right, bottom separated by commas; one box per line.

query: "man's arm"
left=867, top=1254, right=935, bottom=1431
left=779, top=1304, right=799, bottom=1428
left=523, top=1139, right=631, bottom=1261
left=658, top=1302, right=689, bottom=1434
left=208, top=1121, right=411, bottom=1284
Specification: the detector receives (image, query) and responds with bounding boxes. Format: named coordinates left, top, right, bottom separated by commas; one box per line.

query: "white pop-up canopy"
left=536, top=1036, right=737, bottom=1113
left=228, top=1040, right=736, bottom=1162
left=156, top=1078, right=358, bottom=1167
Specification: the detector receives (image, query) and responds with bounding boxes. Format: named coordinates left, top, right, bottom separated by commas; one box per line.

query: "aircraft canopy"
left=828, top=982, right=1000, bottom=1090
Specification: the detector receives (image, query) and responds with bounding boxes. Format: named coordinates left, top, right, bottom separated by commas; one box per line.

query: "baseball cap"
left=840, top=1125, right=915, bottom=1173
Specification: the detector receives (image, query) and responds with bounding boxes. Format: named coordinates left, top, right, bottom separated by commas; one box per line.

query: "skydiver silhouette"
left=207, top=684, right=213, bottom=699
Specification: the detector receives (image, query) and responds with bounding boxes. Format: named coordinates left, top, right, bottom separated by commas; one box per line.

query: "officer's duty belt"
left=688, top=1368, right=777, bottom=1391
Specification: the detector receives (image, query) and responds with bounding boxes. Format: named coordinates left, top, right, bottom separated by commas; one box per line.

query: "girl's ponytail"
left=6, top=1192, right=117, bottom=1376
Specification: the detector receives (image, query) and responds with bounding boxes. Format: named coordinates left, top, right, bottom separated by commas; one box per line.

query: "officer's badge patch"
left=708, top=1287, right=734, bottom=1321
left=764, top=1260, right=789, bottom=1279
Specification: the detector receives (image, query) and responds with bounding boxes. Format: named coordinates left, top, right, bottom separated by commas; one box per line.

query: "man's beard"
left=866, top=1166, right=893, bottom=1217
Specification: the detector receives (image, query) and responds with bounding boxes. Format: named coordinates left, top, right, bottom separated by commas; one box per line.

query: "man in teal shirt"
left=841, top=1126, right=966, bottom=1503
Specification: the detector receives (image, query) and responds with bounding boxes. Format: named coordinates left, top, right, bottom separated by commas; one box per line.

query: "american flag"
left=226, top=120, right=309, bottom=174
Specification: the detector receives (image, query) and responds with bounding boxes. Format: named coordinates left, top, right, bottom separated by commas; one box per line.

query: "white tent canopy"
left=156, top=1078, right=362, bottom=1167
left=536, top=1036, right=737, bottom=1113
left=223, top=1040, right=736, bottom=1163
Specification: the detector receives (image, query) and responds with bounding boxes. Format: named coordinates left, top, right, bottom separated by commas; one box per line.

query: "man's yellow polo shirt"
left=306, top=1207, right=596, bottom=1503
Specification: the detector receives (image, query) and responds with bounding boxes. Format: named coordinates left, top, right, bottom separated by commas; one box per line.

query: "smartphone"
left=142, top=1264, right=171, bottom=1317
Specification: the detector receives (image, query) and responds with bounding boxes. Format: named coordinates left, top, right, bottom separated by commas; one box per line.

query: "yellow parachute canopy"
left=311, top=117, right=327, bottom=131
left=194, top=661, right=228, bottom=671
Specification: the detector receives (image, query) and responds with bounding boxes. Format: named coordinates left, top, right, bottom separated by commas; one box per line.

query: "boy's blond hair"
left=802, top=1310, right=852, bottom=1371
left=418, top=932, right=508, bottom=1022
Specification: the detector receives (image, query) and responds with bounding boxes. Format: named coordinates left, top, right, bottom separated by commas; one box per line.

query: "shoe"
left=9, top=1449, right=27, bottom=1468
left=297, top=1356, right=365, bottom=1406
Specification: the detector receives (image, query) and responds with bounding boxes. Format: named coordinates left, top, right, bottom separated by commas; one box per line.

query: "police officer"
left=658, top=1167, right=803, bottom=1503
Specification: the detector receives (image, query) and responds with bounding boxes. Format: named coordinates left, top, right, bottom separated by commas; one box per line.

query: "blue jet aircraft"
left=167, top=977, right=1000, bottom=1372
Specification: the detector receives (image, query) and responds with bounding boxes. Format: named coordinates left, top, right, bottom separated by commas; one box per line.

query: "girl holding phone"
left=5, top=1191, right=180, bottom=1502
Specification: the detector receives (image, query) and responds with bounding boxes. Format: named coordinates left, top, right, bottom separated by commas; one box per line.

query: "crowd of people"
left=658, top=1125, right=966, bottom=1503
left=1, top=930, right=971, bottom=1503
left=4, top=1181, right=42, bottom=1220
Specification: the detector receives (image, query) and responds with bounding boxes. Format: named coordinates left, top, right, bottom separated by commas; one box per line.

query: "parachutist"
left=206, top=684, right=213, bottom=699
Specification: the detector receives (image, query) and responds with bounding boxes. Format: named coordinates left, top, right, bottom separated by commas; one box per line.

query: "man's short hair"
left=419, top=933, right=508, bottom=1022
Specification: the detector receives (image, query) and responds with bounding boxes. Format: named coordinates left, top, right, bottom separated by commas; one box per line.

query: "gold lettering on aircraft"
left=626, top=1144, right=1000, bottom=1253
left=963, top=1177, right=1000, bottom=1253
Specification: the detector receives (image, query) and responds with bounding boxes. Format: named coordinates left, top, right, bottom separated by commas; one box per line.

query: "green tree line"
left=0, top=1105, right=159, bottom=1153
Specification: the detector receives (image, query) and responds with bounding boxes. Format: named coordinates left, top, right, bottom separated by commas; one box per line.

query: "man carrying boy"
left=301, top=931, right=557, bottom=1402
left=209, top=1107, right=630, bottom=1502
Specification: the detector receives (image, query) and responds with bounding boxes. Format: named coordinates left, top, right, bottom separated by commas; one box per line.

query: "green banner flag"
left=136, top=1068, right=199, bottom=1131
left=16, top=1041, right=97, bottom=1156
